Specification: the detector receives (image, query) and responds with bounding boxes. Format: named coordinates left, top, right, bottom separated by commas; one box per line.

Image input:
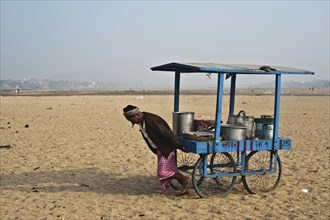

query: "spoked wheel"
left=192, top=153, right=237, bottom=198
left=176, top=151, right=199, bottom=175
left=210, top=153, right=237, bottom=196
left=242, top=150, right=282, bottom=194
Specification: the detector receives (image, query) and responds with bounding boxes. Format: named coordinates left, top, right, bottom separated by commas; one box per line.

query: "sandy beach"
left=0, top=94, right=329, bottom=219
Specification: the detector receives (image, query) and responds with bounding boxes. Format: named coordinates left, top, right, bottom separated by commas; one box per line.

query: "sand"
left=0, top=94, right=329, bottom=219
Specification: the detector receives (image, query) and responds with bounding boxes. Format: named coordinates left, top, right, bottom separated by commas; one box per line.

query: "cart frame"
left=151, top=63, right=314, bottom=197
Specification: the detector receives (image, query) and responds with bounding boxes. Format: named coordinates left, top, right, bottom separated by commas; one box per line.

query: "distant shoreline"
left=0, top=88, right=329, bottom=97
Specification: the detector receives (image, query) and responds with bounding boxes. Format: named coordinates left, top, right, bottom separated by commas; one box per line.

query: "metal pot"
left=172, top=112, right=195, bottom=136
left=227, top=110, right=255, bottom=139
left=221, top=124, right=247, bottom=141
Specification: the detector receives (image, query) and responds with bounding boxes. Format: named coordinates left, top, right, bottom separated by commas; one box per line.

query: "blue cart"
left=151, top=63, right=314, bottom=198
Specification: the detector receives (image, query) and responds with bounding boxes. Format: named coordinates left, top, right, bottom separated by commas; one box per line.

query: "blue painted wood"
left=214, top=73, right=225, bottom=144
left=240, top=151, right=247, bottom=175
left=272, top=74, right=281, bottom=150
left=229, top=74, right=236, bottom=115
left=174, top=71, right=180, bottom=112
left=178, top=138, right=291, bottom=154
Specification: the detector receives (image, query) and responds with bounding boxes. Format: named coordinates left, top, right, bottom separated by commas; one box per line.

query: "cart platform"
left=179, top=137, right=291, bottom=154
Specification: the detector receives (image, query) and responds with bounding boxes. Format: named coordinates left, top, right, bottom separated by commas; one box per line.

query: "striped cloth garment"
left=157, top=150, right=179, bottom=194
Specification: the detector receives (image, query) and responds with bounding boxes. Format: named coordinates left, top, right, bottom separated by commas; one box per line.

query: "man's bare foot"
left=170, top=182, right=179, bottom=191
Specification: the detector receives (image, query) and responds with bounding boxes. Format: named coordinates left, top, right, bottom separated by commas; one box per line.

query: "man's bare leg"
left=171, top=173, right=189, bottom=194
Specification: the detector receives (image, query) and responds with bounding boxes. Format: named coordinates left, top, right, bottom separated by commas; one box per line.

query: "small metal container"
left=255, top=116, right=274, bottom=139
left=221, top=124, right=247, bottom=141
left=261, top=124, right=274, bottom=139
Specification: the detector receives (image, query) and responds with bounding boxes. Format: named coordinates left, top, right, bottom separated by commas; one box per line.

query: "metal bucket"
left=172, top=112, right=195, bottom=136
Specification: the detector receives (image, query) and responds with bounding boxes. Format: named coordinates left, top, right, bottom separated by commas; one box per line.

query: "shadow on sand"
left=0, top=168, right=159, bottom=196
left=1, top=167, right=250, bottom=198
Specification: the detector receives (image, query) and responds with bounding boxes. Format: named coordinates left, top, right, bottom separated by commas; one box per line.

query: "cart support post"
left=229, top=74, right=237, bottom=115
left=273, top=74, right=281, bottom=149
left=214, top=73, right=225, bottom=144
left=174, top=71, right=180, bottom=112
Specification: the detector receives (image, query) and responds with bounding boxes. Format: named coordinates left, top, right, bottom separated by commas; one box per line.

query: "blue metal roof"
left=151, top=62, right=314, bottom=75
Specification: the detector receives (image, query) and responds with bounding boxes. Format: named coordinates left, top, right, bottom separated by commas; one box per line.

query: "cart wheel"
left=242, top=151, right=282, bottom=194
left=210, top=153, right=237, bottom=196
left=192, top=153, right=237, bottom=198
left=176, top=151, right=199, bottom=175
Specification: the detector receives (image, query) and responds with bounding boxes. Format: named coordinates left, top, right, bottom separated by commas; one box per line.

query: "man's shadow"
left=0, top=168, right=159, bottom=195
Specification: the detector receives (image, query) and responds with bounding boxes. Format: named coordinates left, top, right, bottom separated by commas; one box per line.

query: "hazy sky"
left=1, top=1, right=329, bottom=87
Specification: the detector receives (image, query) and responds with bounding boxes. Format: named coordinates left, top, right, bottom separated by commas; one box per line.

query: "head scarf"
left=123, top=107, right=139, bottom=117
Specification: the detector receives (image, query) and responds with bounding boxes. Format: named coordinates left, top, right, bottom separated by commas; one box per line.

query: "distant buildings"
left=0, top=78, right=329, bottom=90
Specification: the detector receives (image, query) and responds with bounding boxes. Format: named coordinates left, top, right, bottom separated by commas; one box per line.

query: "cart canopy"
left=151, top=62, right=314, bottom=75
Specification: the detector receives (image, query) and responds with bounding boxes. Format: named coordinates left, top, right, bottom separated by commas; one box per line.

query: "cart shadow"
left=0, top=168, right=159, bottom=196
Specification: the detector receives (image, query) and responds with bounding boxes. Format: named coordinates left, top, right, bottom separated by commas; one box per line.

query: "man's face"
left=125, top=114, right=139, bottom=125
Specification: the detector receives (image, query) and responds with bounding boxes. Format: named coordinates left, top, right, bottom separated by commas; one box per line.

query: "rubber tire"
left=242, top=150, right=282, bottom=194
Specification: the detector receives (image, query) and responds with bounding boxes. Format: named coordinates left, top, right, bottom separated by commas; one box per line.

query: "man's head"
left=123, top=105, right=143, bottom=125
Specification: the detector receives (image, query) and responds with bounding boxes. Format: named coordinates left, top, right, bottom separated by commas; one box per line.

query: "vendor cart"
left=151, top=63, right=314, bottom=198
